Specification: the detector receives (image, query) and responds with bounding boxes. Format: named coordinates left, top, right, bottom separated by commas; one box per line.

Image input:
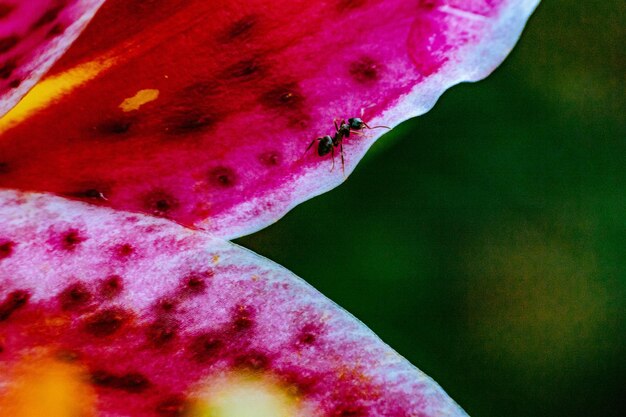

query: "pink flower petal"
left=0, top=190, right=467, bottom=417
left=0, top=0, right=539, bottom=239
left=0, top=0, right=105, bottom=116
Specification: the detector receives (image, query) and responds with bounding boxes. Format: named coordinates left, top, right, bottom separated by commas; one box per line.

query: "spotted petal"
left=0, top=0, right=105, bottom=116
left=0, top=190, right=466, bottom=417
left=0, top=0, right=539, bottom=239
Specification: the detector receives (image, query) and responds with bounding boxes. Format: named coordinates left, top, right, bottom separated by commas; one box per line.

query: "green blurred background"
left=237, top=1, right=625, bottom=416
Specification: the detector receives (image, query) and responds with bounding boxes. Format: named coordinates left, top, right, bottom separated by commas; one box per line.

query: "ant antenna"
left=359, top=108, right=390, bottom=130
left=363, top=122, right=390, bottom=130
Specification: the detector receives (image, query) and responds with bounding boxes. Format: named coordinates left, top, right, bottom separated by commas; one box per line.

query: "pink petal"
left=0, top=0, right=539, bottom=239
left=0, top=0, right=105, bottom=116
left=0, top=190, right=467, bottom=417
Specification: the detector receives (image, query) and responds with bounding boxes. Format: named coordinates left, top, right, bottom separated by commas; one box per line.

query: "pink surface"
left=0, top=0, right=105, bottom=115
left=0, top=190, right=468, bottom=417
left=0, top=0, right=539, bottom=239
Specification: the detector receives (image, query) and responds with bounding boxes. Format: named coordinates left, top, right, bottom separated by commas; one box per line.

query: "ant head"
left=348, top=118, right=365, bottom=130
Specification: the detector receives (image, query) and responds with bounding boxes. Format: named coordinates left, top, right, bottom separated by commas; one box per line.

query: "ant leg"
left=340, top=141, right=345, bottom=176
left=334, top=118, right=347, bottom=132
left=304, top=138, right=317, bottom=155
left=330, top=146, right=336, bottom=172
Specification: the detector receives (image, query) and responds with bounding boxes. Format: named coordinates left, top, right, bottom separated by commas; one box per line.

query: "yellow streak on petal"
left=188, top=372, right=303, bottom=417
left=119, top=88, right=160, bottom=112
left=0, top=57, right=116, bottom=135
left=0, top=353, right=95, bottom=417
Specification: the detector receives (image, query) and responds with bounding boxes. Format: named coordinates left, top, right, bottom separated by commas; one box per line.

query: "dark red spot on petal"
left=224, top=58, right=264, bottom=80
left=297, top=323, right=321, bottom=345
left=99, top=275, right=123, bottom=298
left=0, top=60, right=16, bottom=79
left=0, top=290, right=30, bottom=322
left=90, top=370, right=151, bottom=393
left=349, top=56, right=382, bottom=83
left=146, top=319, right=178, bottom=348
left=156, top=297, right=178, bottom=313
left=279, top=369, right=319, bottom=396
left=189, top=333, right=223, bottom=363
left=163, top=109, right=216, bottom=134
left=209, top=167, right=237, bottom=188
left=260, top=82, right=305, bottom=110
left=232, top=304, right=255, bottom=332
left=0, top=240, right=14, bottom=259
left=7, top=78, right=21, bottom=89
left=418, top=0, right=438, bottom=10
left=0, top=35, right=19, bottom=54
left=259, top=151, right=282, bottom=167
left=331, top=406, right=367, bottom=417
left=234, top=351, right=269, bottom=371
left=144, top=189, right=180, bottom=217
left=45, top=23, right=65, bottom=39
left=83, top=308, right=129, bottom=337
left=116, top=243, right=134, bottom=257
left=31, top=6, right=63, bottom=30
left=0, top=162, right=9, bottom=174
left=64, top=181, right=112, bottom=203
left=222, top=15, right=257, bottom=41
left=337, top=0, right=368, bottom=11
left=59, top=282, right=92, bottom=311
left=0, top=3, right=16, bottom=20
left=93, top=116, right=134, bottom=136
left=182, top=272, right=209, bottom=295
left=61, top=229, right=85, bottom=250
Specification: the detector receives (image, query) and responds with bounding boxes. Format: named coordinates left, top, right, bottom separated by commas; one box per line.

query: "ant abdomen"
left=317, top=135, right=334, bottom=156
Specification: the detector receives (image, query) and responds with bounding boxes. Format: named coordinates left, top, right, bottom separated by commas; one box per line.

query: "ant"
left=305, top=117, right=389, bottom=174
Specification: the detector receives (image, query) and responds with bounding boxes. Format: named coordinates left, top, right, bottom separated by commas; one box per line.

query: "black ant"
left=305, top=117, right=389, bottom=174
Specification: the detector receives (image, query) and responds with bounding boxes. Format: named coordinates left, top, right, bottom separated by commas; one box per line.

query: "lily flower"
left=0, top=1, right=539, bottom=416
